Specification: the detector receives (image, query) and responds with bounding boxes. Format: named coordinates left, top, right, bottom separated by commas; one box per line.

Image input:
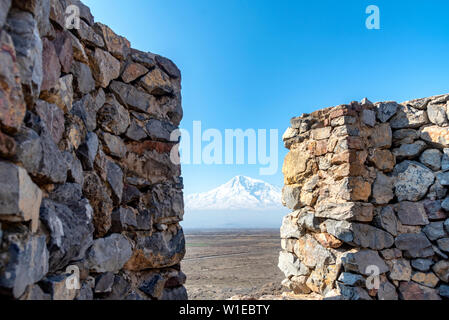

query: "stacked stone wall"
left=280, top=93, right=449, bottom=300
left=0, top=0, right=186, bottom=300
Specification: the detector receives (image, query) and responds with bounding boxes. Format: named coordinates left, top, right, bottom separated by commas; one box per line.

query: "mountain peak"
left=185, top=176, right=283, bottom=211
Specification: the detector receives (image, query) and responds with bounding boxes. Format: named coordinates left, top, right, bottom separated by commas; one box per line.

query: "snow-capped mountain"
left=185, top=176, right=283, bottom=211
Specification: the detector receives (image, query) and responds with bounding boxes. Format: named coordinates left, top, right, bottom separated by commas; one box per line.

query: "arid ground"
left=182, top=229, right=287, bottom=300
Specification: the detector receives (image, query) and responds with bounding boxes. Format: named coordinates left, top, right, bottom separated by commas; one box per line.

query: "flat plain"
left=182, top=229, right=287, bottom=300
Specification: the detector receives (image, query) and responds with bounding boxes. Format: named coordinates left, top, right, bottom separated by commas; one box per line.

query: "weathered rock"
left=437, top=171, right=449, bottom=186
left=376, top=101, right=398, bottom=123
left=97, top=95, right=130, bottom=135
left=71, top=94, right=97, bottom=132
left=83, top=171, right=113, bottom=237
left=89, top=48, right=121, bottom=88
left=40, top=38, right=61, bottom=94
left=87, top=234, right=133, bottom=273
left=100, top=132, right=126, bottom=159
left=352, top=223, right=395, bottom=250
left=393, top=140, right=427, bottom=160
left=428, top=180, right=448, bottom=200
left=68, top=31, right=88, bottom=63
left=380, top=248, right=402, bottom=260
left=372, top=172, right=394, bottom=205
left=398, top=281, right=441, bottom=300
left=76, top=132, right=98, bottom=171
left=139, top=67, right=173, bottom=96
left=155, top=55, right=181, bottom=79
left=130, top=49, right=156, bottom=69
left=40, top=274, right=77, bottom=300
left=397, top=201, right=429, bottom=226
left=109, top=80, right=154, bottom=114
left=337, top=284, right=372, bottom=300
left=294, top=234, right=335, bottom=268
left=420, top=125, right=449, bottom=148
left=281, top=185, right=301, bottom=210
left=422, top=221, right=446, bottom=241
left=142, top=184, right=184, bottom=225
left=111, top=207, right=137, bottom=233
left=161, top=286, right=187, bottom=300
left=420, top=149, right=442, bottom=171
left=20, top=284, right=51, bottom=300
left=62, top=152, right=84, bottom=185
left=13, top=127, right=42, bottom=175
left=0, top=131, right=16, bottom=158
left=437, top=238, right=449, bottom=253
left=6, top=9, right=43, bottom=105
left=145, top=119, right=176, bottom=142
left=432, top=260, right=449, bottom=282
left=377, top=280, right=398, bottom=300
left=412, top=272, right=440, bottom=288
left=427, top=103, right=448, bottom=126
left=341, top=249, right=389, bottom=275
left=93, top=23, right=130, bottom=60
left=322, top=219, right=354, bottom=243
left=387, top=258, right=412, bottom=281
left=126, top=119, right=148, bottom=141
left=390, top=105, right=429, bottom=129
left=313, top=232, right=343, bottom=249
left=337, top=272, right=366, bottom=287
left=0, top=30, right=26, bottom=133
left=106, top=160, right=123, bottom=204
left=0, top=0, right=11, bottom=28
left=439, top=285, right=449, bottom=298
left=74, top=19, right=104, bottom=47
left=0, top=161, right=42, bottom=231
left=0, top=233, right=48, bottom=298
left=139, top=274, right=166, bottom=299
left=395, top=233, right=434, bottom=258
left=40, top=74, right=74, bottom=113
left=369, top=123, right=392, bottom=149
left=35, top=100, right=65, bottom=144
left=374, top=206, right=398, bottom=236
left=124, top=227, right=185, bottom=270
left=368, top=149, right=395, bottom=172
left=278, top=251, right=310, bottom=277
left=121, top=62, right=148, bottom=83
left=70, top=61, right=95, bottom=95
left=94, top=272, right=114, bottom=293
left=361, top=109, right=376, bottom=127
left=40, top=197, right=93, bottom=272
left=411, top=259, right=434, bottom=272
left=393, top=160, right=435, bottom=201
left=393, top=128, right=419, bottom=145
left=315, top=202, right=373, bottom=222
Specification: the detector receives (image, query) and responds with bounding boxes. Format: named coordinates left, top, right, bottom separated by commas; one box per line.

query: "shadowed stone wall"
left=279, top=94, right=449, bottom=300
left=0, top=0, right=186, bottom=300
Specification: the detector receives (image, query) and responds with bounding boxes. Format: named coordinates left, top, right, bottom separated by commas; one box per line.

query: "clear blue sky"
left=84, top=0, right=449, bottom=195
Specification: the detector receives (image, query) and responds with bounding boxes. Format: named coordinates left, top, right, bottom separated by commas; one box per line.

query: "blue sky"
left=84, top=0, right=449, bottom=195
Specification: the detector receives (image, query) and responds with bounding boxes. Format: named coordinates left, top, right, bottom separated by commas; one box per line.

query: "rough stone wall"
left=0, top=0, right=186, bottom=300
left=279, top=94, right=449, bottom=300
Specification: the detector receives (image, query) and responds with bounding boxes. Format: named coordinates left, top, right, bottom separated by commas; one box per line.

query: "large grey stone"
left=315, top=202, right=373, bottom=222
left=71, top=94, right=97, bottom=132
left=390, top=105, right=429, bottom=129
left=143, top=183, right=184, bottom=225
left=70, top=61, right=95, bottom=95
left=76, top=132, right=98, bottom=171
left=374, top=206, right=398, bottom=236
left=106, top=160, right=123, bottom=204
left=371, top=172, right=394, bottom=205
left=393, top=140, right=427, bottom=160
left=139, top=274, right=166, bottom=299
left=101, top=132, right=126, bottom=159
left=393, top=160, right=435, bottom=201
left=145, top=119, right=177, bottom=142
left=281, top=185, right=301, bottom=210
left=278, top=251, right=310, bottom=277
left=40, top=196, right=94, bottom=272
left=427, top=103, right=448, bottom=126
left=6, top=9, right=43, bottom=105
left=387, top=258, right=412, bottom=281
left=341, top=249, right=389, bottom=276
left=97, top=95, right=130, bottom=135
left=0, top=161, right=42, bottom=232
left=377, top=280, right=398, bottom=300
left=0, top=233, right=48, bottom=298
left=395, top=233, right=434, bottom=258
left=322, top=219, right=353, bottom=243
left=420, top=149, right=442, bottom=171
left=13, top=127, right=42, bottom=176
left=432, top=260, right=449, bottom=282
left=352, top=223, right=395, bottom=250
left=399, top=281, right=441, bottom=300
left=109, top=80, right=153, bottom=114
left=437, top=171, right=449, bottom=186
left=437, top=238, right=449, bottom=253
left=423, top=221, right=446, bottom=241
left=111, top=207, right=138, bottom=232
left=337, top=272, right=366, bottom=287
left=411, top=259, right=434, bottom=272
left=37, top=128, right=68, bottom=184
left=396, top=201, right=429, bottom=226
left=376, top=101, right=398, bottom=123
left=87, top=234, right=133, bottom=273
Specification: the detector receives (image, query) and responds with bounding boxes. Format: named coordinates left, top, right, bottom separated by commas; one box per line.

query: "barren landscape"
left=183, top=229, right=287, bottom=300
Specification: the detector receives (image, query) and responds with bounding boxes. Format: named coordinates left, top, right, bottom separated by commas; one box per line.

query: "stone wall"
left=279, top=94, right=449, bottom=300
left=0, top=0, right=186, bottom=300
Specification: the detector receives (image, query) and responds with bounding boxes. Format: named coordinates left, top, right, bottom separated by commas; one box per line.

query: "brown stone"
left=282, top=149, right=314, bottom=185
left=0, top=31, right=26, bottom=133
left=398, top=282, right=441, bottom=300
left=311, top=127, right=332, bottom=140
left=40, top=74, right=73, bottom=113
left=420, top=125, right=449, bottom=148
left=369, top=123, right=392, bottom=149
left=121, top=62, right=148, bottom=83
left=89, top=48, right=121, bottom=88
left=93, top=23, right=131, bottom=60
left=369, top=149, right=395, bottom=172
left=313, top=233, right=343, bottom=249
left=411, top=272, right=440, bottom=288
left=53, top=30, right=73, bottom=73
left=138, top=67, right=173, bottom=96
left=0, top=131, right=16, bottom=158
left=41, top=38, right=61, bottom=92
